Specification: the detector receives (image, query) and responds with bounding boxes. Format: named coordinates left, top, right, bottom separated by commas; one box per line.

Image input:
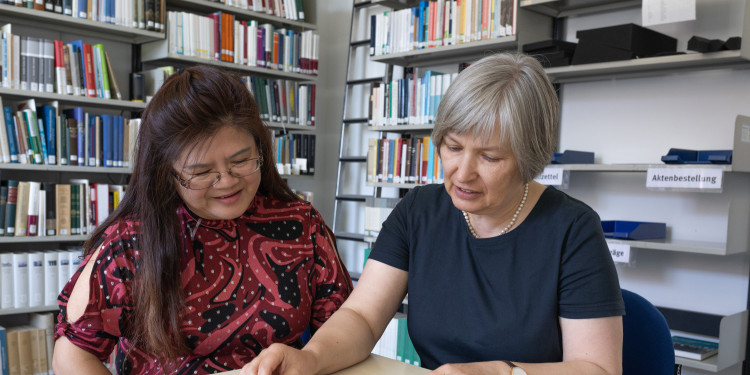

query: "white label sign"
left=535, top=167, right=567, bottom=187
left=608, top=242, right=631, bottom=264
left=646, top=168, right=723, bottom=190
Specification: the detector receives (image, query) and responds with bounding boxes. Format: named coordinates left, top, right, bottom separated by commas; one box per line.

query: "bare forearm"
left=302, top=307, right=380, bottom=375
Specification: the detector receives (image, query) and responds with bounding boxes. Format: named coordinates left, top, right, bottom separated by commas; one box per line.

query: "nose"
left=214, top=170, right=241, bottom=187
left=453, top=154, right=477, bottom=182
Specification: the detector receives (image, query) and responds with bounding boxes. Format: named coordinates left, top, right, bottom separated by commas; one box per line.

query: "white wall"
left=561, top=1, right=750, bottom=374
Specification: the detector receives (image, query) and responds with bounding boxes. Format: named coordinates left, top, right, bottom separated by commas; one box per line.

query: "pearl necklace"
left=463, top=182, right=529, bottom=238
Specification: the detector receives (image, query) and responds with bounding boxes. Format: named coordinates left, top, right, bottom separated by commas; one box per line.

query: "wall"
left=561, top=1, right=750, bottom=374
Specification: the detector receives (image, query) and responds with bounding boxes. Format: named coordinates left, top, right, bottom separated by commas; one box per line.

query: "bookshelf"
left=139, top=0, right=319, bottom=182
left=0, top=0, right=154, bottom=327
left=340, top=0, right=750, bottom=373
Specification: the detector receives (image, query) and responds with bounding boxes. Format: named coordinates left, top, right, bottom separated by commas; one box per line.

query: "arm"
left=242, top=259, right=408, bottom=375
left=428, top=316, right=622, bottom=375
left=53, top=246, right=111, bottom=375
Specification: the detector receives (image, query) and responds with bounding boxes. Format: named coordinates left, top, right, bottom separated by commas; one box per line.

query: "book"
left=27, top=252, right=44, bottom=307
left=12, top=253, right=29, bottom=308
left=6, top=328, right=19, bottom=375
left=55, top=184, right=71, bottom=236
left=29, top=313, right=55, bottom=374
left=16, top=328, right=32, bottom=375
left=672, top=335, right=719, bottom=361
left=103, top=51, right=122, bottom=100
left=0, top=253, right=13, bottom=309
left=0, top=325, right=8, bottom=375
left=14, top=181, right=30, bottom=237
left=26, top=181, right=41, bottom=236
left=0, top=186, right=7, bottom=236
left=42, top=252, right=59, bottom=306
left=4, top=180, right=17, bottom=236
left=43, top=183, right=55, bottom=236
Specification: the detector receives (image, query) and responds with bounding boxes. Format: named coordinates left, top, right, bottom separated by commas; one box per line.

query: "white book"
left=27, top=252, right=44, bottom=308
left=43, top=252, right=59, bottom=306
left=68, top=248, right=83, bottom=276
left=57, top=250, right=71, bottom=295
left=95, top=183, right=109, bottom=226
left=0, top=253, right=14, bottom=309
left=12, top=253, right=29, bottom=308
left=38, top=188, right=46, bottom=236
left=27, top=181, right=41, bottom=236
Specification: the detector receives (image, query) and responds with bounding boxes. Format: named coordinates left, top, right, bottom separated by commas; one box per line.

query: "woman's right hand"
left=240, top=343, right=319, bottom=375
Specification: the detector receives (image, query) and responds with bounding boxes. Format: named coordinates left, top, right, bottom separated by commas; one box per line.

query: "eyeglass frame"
left=174, top=156, right=264, bottom=190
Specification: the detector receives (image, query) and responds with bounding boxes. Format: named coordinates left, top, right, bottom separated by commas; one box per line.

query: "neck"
left=464, top=182, right=529, bottom=238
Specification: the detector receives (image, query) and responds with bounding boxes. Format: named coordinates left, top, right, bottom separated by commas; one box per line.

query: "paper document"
left=643, top=0, right=696, bottom=26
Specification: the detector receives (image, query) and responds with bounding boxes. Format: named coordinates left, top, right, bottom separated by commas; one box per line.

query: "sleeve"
left=366, top=187, right=417, bottom=271
left=55, top=221, right=137, bottom=361
left=308, top=207, right=353, bottom=330
left=558, top=209, right=625, bottom=319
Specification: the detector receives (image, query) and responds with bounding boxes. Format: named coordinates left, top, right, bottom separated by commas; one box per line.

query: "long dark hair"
left=83, top=65, right=299, bottom=361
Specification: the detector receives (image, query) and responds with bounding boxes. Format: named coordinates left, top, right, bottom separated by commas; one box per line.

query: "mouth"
left=214, top=190, right=241, bottom=199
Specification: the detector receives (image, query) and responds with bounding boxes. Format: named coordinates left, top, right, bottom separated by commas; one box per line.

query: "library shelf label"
left=646, top=168, right=723, bottom=191
left=534, top=167, right=568, bottom=188
left=607, top=242, right=631, bottom=264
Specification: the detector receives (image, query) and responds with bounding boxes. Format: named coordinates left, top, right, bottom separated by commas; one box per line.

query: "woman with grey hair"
left=242, top=52, right=624, bottom=375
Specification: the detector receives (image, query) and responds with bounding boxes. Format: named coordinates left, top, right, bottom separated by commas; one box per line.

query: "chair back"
left=621, top=289, right=676, bottom=375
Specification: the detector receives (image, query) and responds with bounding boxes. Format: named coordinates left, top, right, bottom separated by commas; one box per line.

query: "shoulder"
left=538, top=186, right=600, bottom=220
left=401, top=184, right=450, bottom=209
left=93, top=217, right=140, bottom=265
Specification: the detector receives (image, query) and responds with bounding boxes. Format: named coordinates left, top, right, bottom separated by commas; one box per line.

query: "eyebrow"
left=183, top=146, right=255, bottom=170
left=444, top=134, right=502, bottom=152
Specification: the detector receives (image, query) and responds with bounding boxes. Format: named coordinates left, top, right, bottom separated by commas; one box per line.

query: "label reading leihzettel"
left=742, top=124, right=750, bottom=143
left=535, top=167, right=568, bottom=188
left=608, top=242, right=631, bottom=264
left=646, top=168, right=723, bottom=190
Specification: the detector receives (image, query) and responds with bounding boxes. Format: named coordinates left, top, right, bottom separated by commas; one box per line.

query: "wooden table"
left=219, top=354, right=429, bottom=375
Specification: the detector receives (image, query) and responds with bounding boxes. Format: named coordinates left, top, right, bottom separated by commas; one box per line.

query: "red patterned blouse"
left=55, top=194, right=352, bottom=374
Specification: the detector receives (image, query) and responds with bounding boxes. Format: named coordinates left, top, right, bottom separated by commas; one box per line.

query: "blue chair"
left=621, top=289, right=678, bottom=375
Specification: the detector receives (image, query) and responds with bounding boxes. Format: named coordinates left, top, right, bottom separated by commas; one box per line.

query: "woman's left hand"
left=428, top=361, right=506, bottom=375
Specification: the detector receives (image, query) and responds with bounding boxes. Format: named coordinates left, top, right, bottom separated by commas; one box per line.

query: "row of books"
left=367, top=137, right=444, bottom=185
left=0, top=249, right=82, bottom=309
left=0, top=180, right=126, bottom=238
left=0, top=313, right=56, bottom=375
left=373, top=317, right=421, bottom=367
left=1, top=0, right=166, bottom=32
left=370, top=0, right=518, bottom=56
left=0, top=97, right=140, bottom=167
left=220, top=0, right=307, bottom=22
left=167, top=11, right=320, bottom=75
left=272, top=133, right=314, bottom=176
left=370, top=69, right=457, bottom=127
left=1, top=25, right=125, bottom=101
left=243, top=76, right=315, bottom=126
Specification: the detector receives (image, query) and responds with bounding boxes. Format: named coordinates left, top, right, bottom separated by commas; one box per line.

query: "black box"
left=572, top=23, right=677, bottom=65
left=523, top=40, right=578, bottom=67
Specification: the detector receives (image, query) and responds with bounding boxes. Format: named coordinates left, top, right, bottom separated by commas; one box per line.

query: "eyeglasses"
left=176, top=157, right=263, bottom=190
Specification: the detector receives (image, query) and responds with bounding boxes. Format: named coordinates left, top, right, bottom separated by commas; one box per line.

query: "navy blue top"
left=370, top=184, right=625, bottom=370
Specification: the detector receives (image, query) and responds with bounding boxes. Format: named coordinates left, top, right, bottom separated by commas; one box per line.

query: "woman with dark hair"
left=52, top=65, right=352, bottom=375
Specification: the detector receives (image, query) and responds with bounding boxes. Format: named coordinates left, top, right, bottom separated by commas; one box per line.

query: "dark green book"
left=69, top=183, right=80, bottom=235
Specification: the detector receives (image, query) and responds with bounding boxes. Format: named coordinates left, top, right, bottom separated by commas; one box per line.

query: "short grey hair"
left=432, top=52, right=559, bottom=183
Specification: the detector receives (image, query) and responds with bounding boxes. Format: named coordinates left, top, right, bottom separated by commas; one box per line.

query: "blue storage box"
left=661, top=148, right=732, bottom=164
left=601, top=220, right=666, bottom=240
left=551, top=150, right=594, bottom=164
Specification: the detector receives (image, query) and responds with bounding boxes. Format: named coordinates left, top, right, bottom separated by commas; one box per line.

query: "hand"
left=240, top=343, right=318, bottom=375
left=427, top=361, right=505, bottom=375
